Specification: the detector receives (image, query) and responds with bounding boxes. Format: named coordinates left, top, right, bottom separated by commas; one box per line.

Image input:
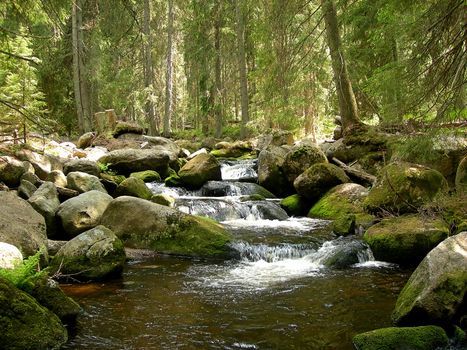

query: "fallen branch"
left=331, top=157, right=376, bottom=186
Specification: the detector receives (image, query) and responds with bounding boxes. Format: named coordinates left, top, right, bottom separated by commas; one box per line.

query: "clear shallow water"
left=62, top=256, right=410, bottom=350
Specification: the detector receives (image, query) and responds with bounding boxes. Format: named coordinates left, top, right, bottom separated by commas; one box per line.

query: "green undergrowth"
left=0, top=250, right=47, bottom=290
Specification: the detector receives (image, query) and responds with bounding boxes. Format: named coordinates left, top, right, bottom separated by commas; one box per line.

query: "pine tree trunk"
left=143, top=0, right=157, bottom=135
left=164, top=0, right=174, bottom=138
left=235, top=0, right=249, bottom=140
left=214, top=0, right=223, bottom=138
left=321, top=0, right=360, bottom=135
left=72, top=0, right=91, bottom=134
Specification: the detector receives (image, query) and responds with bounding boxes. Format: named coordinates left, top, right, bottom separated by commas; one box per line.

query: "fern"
left=0, top=250, right=47, bottom=289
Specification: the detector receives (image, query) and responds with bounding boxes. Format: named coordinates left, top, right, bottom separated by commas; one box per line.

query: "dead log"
left=331, top=157, right=376, bottom=186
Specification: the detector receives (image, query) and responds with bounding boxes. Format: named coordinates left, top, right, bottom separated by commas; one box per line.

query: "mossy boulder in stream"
left=178, top=153, right=221, bottom=188
left=363, top=214, right=449, bottom=266
left=0, top=276, right=68, bottom=350
left=364, top=162, right=448, bottom=215
left=130, top=170, right=161, bottom=182
left=308, top=183, right=374, bottom=227
left=114, top=177, right=153, bottom=200
left=392, top=231, right=467, bottom=327
left=280, top=194, right=310, bottom=216
left=352, top=326, right=448, bottom=350
left=257, top=145, right=291, bottom=197
left=294, top=163, right=350, bottom=201
left=100, top=196, right=232, bottom=258
left=50, top=225, right=126, bottom=281
left=282, top=144, right=327, bottom=185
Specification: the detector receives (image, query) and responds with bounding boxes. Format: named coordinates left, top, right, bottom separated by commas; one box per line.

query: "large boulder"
left=200, top=181, right=275, bottom=198
left=142, top=135, right=182, bottom=161
left=364, top=162, right=448, bottom=215
left=256, top=130, right=294, bottom=150
left=0, top=277, right=68, bottom=350
left=16, top=149, right=62, bottom=180
left=0, top=242, right=23, bottom=269
left=114, top=177, right=153, bottom=200
left=28, top=182, right=60, bottom=238
left=210, top=141, right=254, bottom=158
left=56, top=190, right=113, bottom=238
left=17, top=179, right=37, bottom=199
left=112, top=120, right=144, bottom=138
left=0, top=156, right=26, bottom=187
left=363, top=214, right=449, bottom=266
left=77, top=131, right=96, bottom=149
left=280, top=194, right=310, bottom=216
left=47, top=170, right=67, bottom=188
left=66, top=171, right=107, bottom=193
left=282, top=144, right=327, bottom=185
left=98, top=149, right=170, bottom=176
left=294, top=163, right=350, bottom=201
left=308, top=183, right=374, bottom=226
left=178, top=153, right=221, bottom=189
left=456, top=155, right=467, bottom=193
left=392, top=231, right=467, bottom=327
left=0, top=192, right=47, bottom=258
left=100, top=196, right=232, bottom=258
left=63, top=159, right=100, bottom=177
left=352, top=326, right=448, bottom=350
left=257, top=146, right=291, bottom=197
left=50, top=225, right=126, bottom=281
left=130, top=170, right=161, bottom=182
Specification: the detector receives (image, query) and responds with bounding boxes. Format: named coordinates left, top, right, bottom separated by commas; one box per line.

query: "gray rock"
left=47, top=170, right=67, bottom=188
left=64, top=159, right=100, bottom=177
left=16, top=149, right=62, bottom=180
left=178, top=153, right=221, bottom=189
left=0, top=242, right=23, bottom=269
left=57, top=190, right=113, bottom=238
left=77, top=131, right=96, bottom=149
left=0, top=156, right=26, bottom=187
left=50, top=225, right=126, bottom=281
left=17, top=179, right=37, bottom=199
left=20, top=171, right=42, bottom=187
left=28, top=182, right=60, bottom=238
left=455, top=155, right=467, bottom=193
left=67, top=171, right=107, bottom=194
left=282, top=144, right=327, bottom=185
left=392, top=231, right=467, bottom=327
left=114, top=177, right=153, bottom=200
left=257, top=146, right=291, bottom=197
left=98, top=148, right=170, bottom=175
left=0, top=192, right=47, bottom=258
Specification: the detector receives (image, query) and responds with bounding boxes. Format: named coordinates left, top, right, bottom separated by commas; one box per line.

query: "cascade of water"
left=231, top=241, right=316, bottom=262
left=221, top=159, right=257, bottom=181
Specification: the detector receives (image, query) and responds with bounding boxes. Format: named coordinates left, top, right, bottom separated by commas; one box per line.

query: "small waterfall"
left=231, top=242, right=316, bottom=262
left=147, top=182, right=200, bottom=197
left=221, top=159, right=258, bottom=182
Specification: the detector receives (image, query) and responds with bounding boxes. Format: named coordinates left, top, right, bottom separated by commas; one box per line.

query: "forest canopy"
left=0, top=0, right=465, bottom=140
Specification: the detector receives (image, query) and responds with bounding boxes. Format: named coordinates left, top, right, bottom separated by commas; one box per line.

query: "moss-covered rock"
left=112, top=121, right=144, bottom=138
left=282, top=144, right=327, bottom=185
left=210, top=141, right=254, bottom=159
left=257, top=145, right=292, bottom=197
left=308, top=183, right=374, bottom=226
left=165, top=173, right=183, bottom=187
left=50, top=225, right=126, bottom=281
left=63, top=159, right=100, bottom=177
left=332, top=214, right=356, bottom=236
left=100, top=196, right=232, bottom=258
left=0, top=276, right=68, bottom=350
left=280, top=194, right=310, bottom=216
left=456, top=155, right=467, bottom=193
left=100, top=172, right=126, bottom=185
left=98, top=149, right=170, bottom=176
left=294, top=163, right=350, bottom=201
left=364, top=162, right=448, bottom=215
left=28, top=182, right=60, bottom=238
left=392, top=231, right=467, bottom=327
left=66, top=171, right=107, bottom=194
left=363, top=214, right=449, bottom=266
left=114, top=177, right=153, bottom=200
left=352, top=326, right=448, bottom=350
left=130, top=170, right=161, bottom=182
left=151, top=193, right=175, bottom=207
left=178, top=153, right=221, bottom=189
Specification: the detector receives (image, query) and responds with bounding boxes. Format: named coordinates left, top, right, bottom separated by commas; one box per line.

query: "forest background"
left=0, top=0, right=465, bottom=149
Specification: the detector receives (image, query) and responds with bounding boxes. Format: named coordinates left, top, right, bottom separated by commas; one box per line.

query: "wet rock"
left=249, top=201, right=289, bottom=220
left=0, top=277, right=68, bottom=349
left=50, top=225, right=126, bottom=281
left=66, top=171, right=107, bottom=194
left=363, top=214, right=449, bottom=266
left=282, top=144, right=327, bottom=185
left=392, top=231, right=467, bottom=327
left=352, top=326, right=448, bottom=350
left=64, top=159, right=100, bottom=177
left=0, top=156, right=26, bottom=187
left=201, top=181, right=275, bottom=198
left=294, top=163, right=350, bottom=201
left=28, top=182, right=60, bottom=238
left=364, top=162, right=448, bottom=215
left=57, top=190, right=113, bottom=238
left=100, top=196, right=232, bottom=258
left=0, top=192, right=47, bottom=258
left=0, top=242, right=23, bottom=269
left=178, top=153, right=221, bottom=189
left=320, top=238, right=368, bottom=268
left=98, top=149, right=170, bottom=176
left=114, top=177, right=153, bottom=200
left=257, top=146, right=291, bottom=197
left=280, top=194, right=310, bottom=216
left=151, top=193, right=175, bottom=207
left=332, top=214, right=356, bottom=236
left=308, top=183, right=373, bottom=227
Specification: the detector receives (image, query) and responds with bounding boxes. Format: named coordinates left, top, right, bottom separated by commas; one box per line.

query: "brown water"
left=62, top=256, right=410, bottom=350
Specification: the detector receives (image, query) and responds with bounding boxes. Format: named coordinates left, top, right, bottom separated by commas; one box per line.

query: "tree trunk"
left=143, top=0, right=157, bottom=135
left=321, top=0, right=360, bottom=135
left=163, top=0, right=174, bottom=138
left=214, top=0, right=223, bottom=138
left=235, top=0, right=249, bottom=139
left=72, top=0, right=91, bottom=134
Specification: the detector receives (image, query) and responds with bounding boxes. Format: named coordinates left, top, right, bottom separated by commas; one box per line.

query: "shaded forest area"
left=0, top=0, right=465, bottom=143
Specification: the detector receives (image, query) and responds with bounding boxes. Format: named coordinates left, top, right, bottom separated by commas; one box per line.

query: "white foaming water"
left=222, top=217, right=330, bottom=231
left=221, top=160, right=257, bottom=181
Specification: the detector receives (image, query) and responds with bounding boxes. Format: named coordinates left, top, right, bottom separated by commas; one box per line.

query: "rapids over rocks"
left=63, top=159, right=410, bottom=349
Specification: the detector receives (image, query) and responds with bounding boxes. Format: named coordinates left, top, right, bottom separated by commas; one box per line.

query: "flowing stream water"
left=62, top=159, right=411, bottom=350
